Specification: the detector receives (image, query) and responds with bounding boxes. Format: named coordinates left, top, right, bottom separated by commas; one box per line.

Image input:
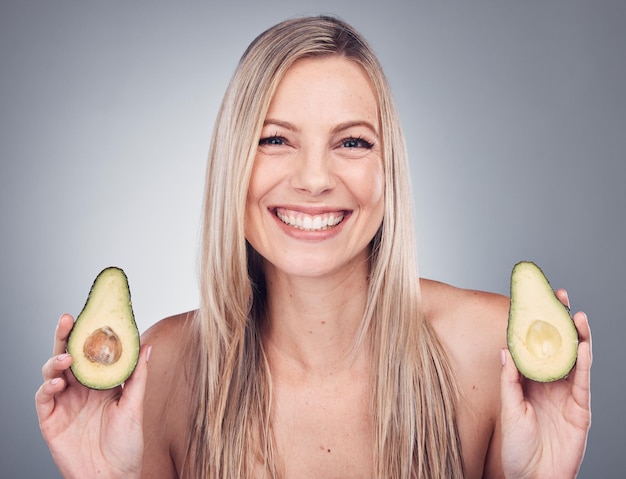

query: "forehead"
left=266, top=56, right=379, bottom=121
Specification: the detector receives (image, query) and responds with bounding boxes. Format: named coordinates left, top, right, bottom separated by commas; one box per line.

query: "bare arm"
left=421, top=279, right=508, bottom=478
left=140, top=312, right=196, bottom=479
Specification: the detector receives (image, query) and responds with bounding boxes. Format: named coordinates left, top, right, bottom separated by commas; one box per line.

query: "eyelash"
left=258, top=135, right=375, bottom=149
left=258, top=134, right=286, bottom=146
left=341, top=136, right=374, bottom=149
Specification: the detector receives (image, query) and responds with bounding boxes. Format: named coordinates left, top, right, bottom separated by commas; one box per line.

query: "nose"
left=290, top=145, right=335, bottom=196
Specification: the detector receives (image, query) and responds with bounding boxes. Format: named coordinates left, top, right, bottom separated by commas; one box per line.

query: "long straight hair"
left=187, top=15, right=464, bottom=478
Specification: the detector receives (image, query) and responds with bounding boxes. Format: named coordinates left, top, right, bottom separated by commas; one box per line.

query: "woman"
left=36, top=15, right=591, bottom=478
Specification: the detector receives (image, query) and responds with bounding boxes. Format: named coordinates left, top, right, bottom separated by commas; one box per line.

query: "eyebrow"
left=263, top=119, right=379, bottom=138
left=263, top=118, right=299, bottom=132
left=331, top=120, right=379, bottom=138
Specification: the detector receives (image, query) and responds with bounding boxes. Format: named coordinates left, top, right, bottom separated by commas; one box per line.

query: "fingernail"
left=57, top=353, right=69, bottom=361
left=146, top=345, right=153, bottom=363
left=51, top=377, right=61, bottom=385
left=500, top=348, right=506, bottom=366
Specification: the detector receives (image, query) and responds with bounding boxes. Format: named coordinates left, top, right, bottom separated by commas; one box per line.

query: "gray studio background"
left=2, top=1, right=624, bottom=477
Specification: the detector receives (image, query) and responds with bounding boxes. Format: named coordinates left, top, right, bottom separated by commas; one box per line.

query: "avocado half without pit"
left=507, top=261, right=579, bottom=382
left=67, top=267, right=140, bottom=389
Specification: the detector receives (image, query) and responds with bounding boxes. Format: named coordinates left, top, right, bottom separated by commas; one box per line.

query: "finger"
left=555, top=288, right=570, bottom=309
left=54, top=314, right=74, bottom=356
left=118, top=344, right=151, bottom=417
left=41, top=353, right=73, bottom=381
left=500, top=348, right=526, bottom=419
left=571, top=312, right=592, bottom=408
left=35, top=376, right=67, bottom=425
left=573, top=311, right=592, bottom=350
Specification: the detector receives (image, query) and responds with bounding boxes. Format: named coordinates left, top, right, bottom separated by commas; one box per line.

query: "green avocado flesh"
left=507, top=261, right=578, bottom=382
left=67, top=267, right=140, bottom=390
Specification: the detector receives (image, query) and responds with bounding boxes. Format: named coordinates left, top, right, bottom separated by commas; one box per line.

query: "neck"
left=261, top=258, right=370, bottom=375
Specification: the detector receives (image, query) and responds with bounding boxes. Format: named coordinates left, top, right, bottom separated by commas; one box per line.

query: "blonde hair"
left=188, top=15, right=464, bottom=478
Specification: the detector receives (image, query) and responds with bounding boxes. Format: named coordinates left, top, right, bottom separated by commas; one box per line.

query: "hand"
left=35, top=314, right=151, bottom=479
left=500, top=289, right=592, bottom=479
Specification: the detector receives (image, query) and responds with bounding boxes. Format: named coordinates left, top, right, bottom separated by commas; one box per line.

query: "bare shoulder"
left=140, top=311, right=197, bottom=479
left=420, top=277, right=508, bottom=388
left=420, top=277, right=509, bottom=356
left=420, top=278, right=509, bottom=478
left=142, top=310, right=196, bottom=353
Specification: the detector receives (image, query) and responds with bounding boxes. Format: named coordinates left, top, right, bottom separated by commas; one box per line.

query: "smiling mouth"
left=275, top=207, right=345, bottom=231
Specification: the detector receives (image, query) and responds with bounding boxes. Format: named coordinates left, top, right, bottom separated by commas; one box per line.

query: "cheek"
left=245, top=158, right=283, bottom=241
left=247, top=160, right=264, bottom=203
left=248, top=155, right=286, bottom=199
left=244, top=163, right=263, bottom=240
left=360, top=163, right=385, bottom=209
left=246, top=161, right=273, bottom=220
left=368, top=164, right=385, bottom=233
left=346, top=162, right=385, bottom=234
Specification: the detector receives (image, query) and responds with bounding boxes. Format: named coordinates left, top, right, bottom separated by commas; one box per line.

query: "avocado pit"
left=83, top=326, right=122, bottom=365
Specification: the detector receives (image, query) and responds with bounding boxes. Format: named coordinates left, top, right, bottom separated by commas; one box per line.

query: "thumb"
left=118, top=344, right=151, bottom=413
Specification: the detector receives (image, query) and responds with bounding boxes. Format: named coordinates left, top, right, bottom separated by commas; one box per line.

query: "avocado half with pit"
left=507, top=261, right=579, bottom=382
left=67, top=267, right=140, bottom=389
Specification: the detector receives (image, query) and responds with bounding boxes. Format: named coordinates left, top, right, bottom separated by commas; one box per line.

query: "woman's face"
left=245, top=56, right=384, bottom=279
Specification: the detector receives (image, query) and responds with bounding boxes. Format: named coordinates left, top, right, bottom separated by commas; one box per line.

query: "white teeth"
left=276, top=209, right=344, bottom=231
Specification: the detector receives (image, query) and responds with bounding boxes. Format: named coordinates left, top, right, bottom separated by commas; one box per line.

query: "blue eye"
left=259, top=136, right=285, bottom=146
left=342, top=137, right=374, bottom=149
